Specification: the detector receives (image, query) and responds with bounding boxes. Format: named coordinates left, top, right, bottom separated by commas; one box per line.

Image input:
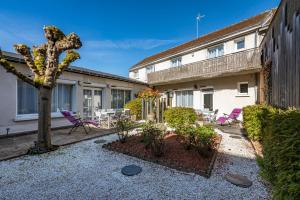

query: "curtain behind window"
left=175, top=90, right=193, bottom=107
left=17, top=80, right=73, bottom=115
left=111, top=89, right=131, bottom=109
left=17, top=80, right=38, bottom=115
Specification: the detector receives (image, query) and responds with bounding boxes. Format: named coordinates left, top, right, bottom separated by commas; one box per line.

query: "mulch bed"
left=103, top=133, right=222, bottom=178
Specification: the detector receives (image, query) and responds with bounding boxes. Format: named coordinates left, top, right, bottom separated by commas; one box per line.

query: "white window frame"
left=170, top=56, right=182, bottom=67
left=201, top=87, right=214, bottom=112
left=174, top=89, right=193, bottom=108
left=237, top=82, right=249, bottom=96
left=15, top=79, right=77, bottom=121
left=146, top=65, right=155, bottom=74
left=235, top=38, right=246, bottom=51
left=111, top=89, right=132, bottom=109
left=207, top=44, right=224, bottom=59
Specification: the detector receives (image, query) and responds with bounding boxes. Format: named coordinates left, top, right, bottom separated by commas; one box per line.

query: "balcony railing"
left=147, top=48, right=261, bottom=85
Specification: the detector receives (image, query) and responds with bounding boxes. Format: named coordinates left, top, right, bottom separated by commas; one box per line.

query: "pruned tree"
left=0, top=26, right=82, bottom=152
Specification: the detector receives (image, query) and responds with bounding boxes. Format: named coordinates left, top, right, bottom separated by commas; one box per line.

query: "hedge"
left=243, top=105, right=278, bottom=141
left=243, top=105, right=300, bottom=200
left=164, top=107, right=197, bottom=131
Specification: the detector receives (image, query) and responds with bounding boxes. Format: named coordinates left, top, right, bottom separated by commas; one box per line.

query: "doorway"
left=83, top=88, right=102, bottom=120
left=202, top=88, right=214, bottom=111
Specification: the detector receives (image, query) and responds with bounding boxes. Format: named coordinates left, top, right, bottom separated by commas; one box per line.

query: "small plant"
left=116, top=117, right=134, bottom=143
left=141, top=122, right=166, bottom=157
left=177, top=125, right=197, bottom=150
left=194, top=125, right=216, bottom=157
left=164, top=107, right=197, bottom=132
left=124, top=98, right=142, bottom=120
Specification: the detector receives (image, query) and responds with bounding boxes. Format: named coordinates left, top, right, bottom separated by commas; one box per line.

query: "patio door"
left=202, top=88, right=214, bottom=111
left=83, top=88, right=102, bottom=120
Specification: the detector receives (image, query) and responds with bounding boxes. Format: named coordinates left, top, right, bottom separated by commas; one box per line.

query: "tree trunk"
left=37, top=87, right=52, bottom=149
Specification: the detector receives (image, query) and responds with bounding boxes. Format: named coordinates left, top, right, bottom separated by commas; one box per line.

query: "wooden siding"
left=147, top=48, right=261, bottom=85
left=261, top=0, right=300, bottom=108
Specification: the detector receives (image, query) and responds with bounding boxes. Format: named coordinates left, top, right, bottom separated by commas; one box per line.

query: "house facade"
left=0, top=51, right=148, bottom=135
left=129, top=9, right=276, bottom=119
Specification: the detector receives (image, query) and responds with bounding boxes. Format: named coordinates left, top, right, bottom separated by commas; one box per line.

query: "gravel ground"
left=0, top=129, right=269, bottom=200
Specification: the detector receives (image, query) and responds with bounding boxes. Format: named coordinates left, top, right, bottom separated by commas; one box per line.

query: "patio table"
left=101, top=111, right=115, bottom=129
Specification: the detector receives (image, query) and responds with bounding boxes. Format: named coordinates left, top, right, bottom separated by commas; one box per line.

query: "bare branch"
left=32, top=44, right=47, bottom=75
left=43, top=26, right=65, bottom=42
left=0, top=51, right=35, bottom=87
left=14, top=44, right=40, bottom=75
left=55, top=50, right=80, bottom=80
left=55, top=33, right=82, bottom=52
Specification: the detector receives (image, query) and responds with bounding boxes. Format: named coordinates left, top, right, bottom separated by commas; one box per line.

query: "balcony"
left=147, top=48, right=261, bottom=85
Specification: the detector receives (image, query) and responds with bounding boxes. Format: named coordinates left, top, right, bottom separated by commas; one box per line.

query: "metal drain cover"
left=121, top=165, right=142, bottom=176
left=229, top=135, right=242, bottom=139
left=94, top=139, right=106, bottom=144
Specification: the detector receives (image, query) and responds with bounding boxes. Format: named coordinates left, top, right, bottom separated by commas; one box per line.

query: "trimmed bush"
left=164, top=107, right=197, bottom=131
left=259, top=109, right=300, bottom=200
left=244, top=105, right=300, bottom=199
left=124, top=98, right=142, bottom=120
left=243, top=105, right=265, bottom=141
left=194, top=125, right=216, bottom=157
left=243, top=104, right=277, bottom=141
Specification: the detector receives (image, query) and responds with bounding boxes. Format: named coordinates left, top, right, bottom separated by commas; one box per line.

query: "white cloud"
left=85, top=39, right=177, bottom=50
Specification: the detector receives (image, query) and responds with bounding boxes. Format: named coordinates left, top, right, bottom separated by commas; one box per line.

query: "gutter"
left=2, top=51, right=148, bottom=86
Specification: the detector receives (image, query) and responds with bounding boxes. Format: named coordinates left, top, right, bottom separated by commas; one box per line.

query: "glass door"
left=83, top=88, right=102, bottom=120
left=202, top=88, right=214, bottom=111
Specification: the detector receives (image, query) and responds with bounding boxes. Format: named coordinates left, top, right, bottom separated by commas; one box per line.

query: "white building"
left=129, top=9, right=276, bottom=119
left=0, top=51, right=147, bottom=135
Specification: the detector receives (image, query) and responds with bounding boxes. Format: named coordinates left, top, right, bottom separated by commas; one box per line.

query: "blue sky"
left=0, top=0, right=279, bottom=77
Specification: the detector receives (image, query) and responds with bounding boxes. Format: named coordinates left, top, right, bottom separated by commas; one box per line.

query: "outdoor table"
left=101, top=111, right=115, bottom=129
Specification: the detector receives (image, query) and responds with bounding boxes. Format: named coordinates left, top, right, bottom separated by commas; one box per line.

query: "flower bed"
left=103, top=133, right=221, bottom=177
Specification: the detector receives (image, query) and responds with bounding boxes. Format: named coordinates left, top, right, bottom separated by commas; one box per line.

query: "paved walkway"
left=0, top=127, right=115, bottom=161
left=0, top=129, right=269, bottom=200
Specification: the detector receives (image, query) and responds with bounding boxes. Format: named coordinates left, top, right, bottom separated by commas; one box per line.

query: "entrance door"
left=202, top=88, right=214, bottom=111
left=83, top=88, right=102, bottom=120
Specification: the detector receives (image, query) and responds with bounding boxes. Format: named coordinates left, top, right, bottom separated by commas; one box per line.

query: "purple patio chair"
left=61, top=111, right=99, bottom=134
left=216, top=108, right=242, bottom=125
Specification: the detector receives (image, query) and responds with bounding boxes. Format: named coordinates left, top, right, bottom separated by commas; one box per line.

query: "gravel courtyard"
left=0, top=129, right=269, bottom=200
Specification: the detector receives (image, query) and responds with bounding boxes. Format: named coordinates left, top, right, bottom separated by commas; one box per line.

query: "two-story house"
left=129, top=9, right=276, bottom=118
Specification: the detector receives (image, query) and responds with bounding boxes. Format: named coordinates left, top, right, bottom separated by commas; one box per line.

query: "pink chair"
left=61, top=111, right=99, bottom=134
left=216, top=108, right=242, bottom=125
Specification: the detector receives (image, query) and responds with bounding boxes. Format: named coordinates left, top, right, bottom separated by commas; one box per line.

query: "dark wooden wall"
left=262, top=0, right=300, bottom=108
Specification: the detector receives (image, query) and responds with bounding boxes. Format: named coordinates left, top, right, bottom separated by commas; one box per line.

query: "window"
left=238, top=82, right=249, bottom=95
left=235, top=38, right=245, bottom=50
left=208, top=45, right=224, bottom=58
left=146, top=65, right=155, bottom=74
left=171, top=57, right=182, bottom=67
left=17, top=80, right=74, bottom=115
left=111, top=89, right=131, bottom=109
left=175, top=90, right=193, bottom=107
left=133, top=71, right=139, bottom=79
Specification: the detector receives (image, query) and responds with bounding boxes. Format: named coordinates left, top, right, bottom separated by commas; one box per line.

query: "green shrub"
left=141, top=122, right=165, bottom=157
left=259, top=109, right=300, bottom=200
left=124, top=98, right=142, bottom=120
left=195, top=125, right=215, bottom=147
left=242, top=104, right=278, bottom=141
left=243, top=105, right=265, bottom=141
left=177, top=124, right=197, bottom=150
left=164, top=107, right=197, bottom=131
left=194, top=125, right=216, bottom=157
left=116, top=117, right=134, bottom=143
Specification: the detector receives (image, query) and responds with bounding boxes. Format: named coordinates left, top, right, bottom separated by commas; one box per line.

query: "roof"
left=1, top=51, right=148, bottom=85
left=130, top=9, right=276, bottom=71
